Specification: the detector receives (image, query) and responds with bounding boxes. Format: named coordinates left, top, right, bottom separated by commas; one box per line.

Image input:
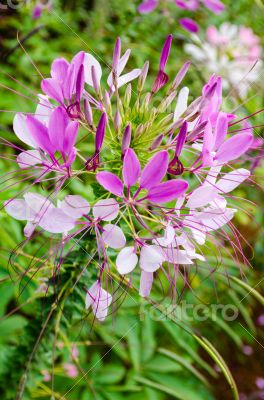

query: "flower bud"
left=122, top=124, right=132, bottom=156
left=84, top=98, right=93, bottom=128
left=124, top=84, right=132, bottom=108
left=114, top=109, right=122, bottom=131
left=138, top=61, right=149, bottom=92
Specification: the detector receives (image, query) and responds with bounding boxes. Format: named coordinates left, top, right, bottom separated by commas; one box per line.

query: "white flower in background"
left=184, top=23, right=262, bottom=97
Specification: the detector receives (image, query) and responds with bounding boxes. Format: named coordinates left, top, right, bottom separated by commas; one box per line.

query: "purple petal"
left=96, top=171, right=124, bottom=196
left=147, top=179, right=188, bottom=204
left=151, top=70, right=169, bottom=93
left=215, top=133, right=253, bottom=164
left=175, top=121, right=188, bottom=157
left=48, top=107, right=68, bottom=152
left=138, top=0, right=158, bottom=13
left=214, top=112, right=228, bottom=149
left=75, top=65, right=85, bottom=103
left=32, top=5, right=42, bottom=19
left=64, top=121, right=79, bottom=155
left=112, top=37, right=121, bottom=71
left=160, top=34, right=173, bottom=71
left=172, top=62, right=191, bottom=91
left=95, top=113, right=107, bottom=152
left=122, top=124, right=132, bottom=155
left=179, top=18, right=199, bottom=33
left=123, top=149, right=141, bottom=187
left=41, top=78, right=64, bottom=105
left=140, top=150, right=169, bottom=190
left=139, top=271, right=153, bottom=297
left=26, top=115, right=53, bottom=155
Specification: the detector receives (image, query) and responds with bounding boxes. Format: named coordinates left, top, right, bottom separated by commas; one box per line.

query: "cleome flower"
left=184, top=23, right=262, bottom=96
left=2, top=34, right=259, bottom=322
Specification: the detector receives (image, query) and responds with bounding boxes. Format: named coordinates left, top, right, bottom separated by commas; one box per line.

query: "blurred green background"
left=0, top=1, right=263, bottom=399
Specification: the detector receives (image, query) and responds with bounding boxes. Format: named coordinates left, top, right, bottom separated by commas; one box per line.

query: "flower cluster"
left=185, top=23, right=262, bottom=96
left=3, top=35, right=255, bottom=322
left=30, top=0, right=52, bottom=19
left=138, top=0, right=225, bottom=32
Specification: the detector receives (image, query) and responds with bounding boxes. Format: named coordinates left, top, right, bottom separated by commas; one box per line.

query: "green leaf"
left=193, top=335, right=239, bottom=400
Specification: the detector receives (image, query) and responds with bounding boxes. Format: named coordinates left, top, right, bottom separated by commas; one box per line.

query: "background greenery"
left=0, top=1, right=263, bottom=399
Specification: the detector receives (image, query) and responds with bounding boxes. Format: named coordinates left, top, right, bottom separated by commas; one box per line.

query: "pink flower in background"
left=138, top=0, right=224, bottom=32
left=185, top=24, right=262, bottom=96
left=32, top=0, right=52, bottom=19
left=63, top=363, right=78, bottom=378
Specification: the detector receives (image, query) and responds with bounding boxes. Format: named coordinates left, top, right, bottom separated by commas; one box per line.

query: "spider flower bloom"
left=15, top=106, right=79, bottom=172
left=4, top=194, right=90, bottom=237
left=2, top=34, right=258, bottom=320
left=184, top=24, right=262, bottom=97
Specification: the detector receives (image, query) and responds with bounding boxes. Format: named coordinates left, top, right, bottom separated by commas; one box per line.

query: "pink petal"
left=26, top=116, right=53, bottom=155
left=186, top=185, right=218, bottom=208
left=59, top=195, right=90, bottom=218
left=17, top=150, right=42, bottom=169
left=214, top=112, right=228, bottom=149
left=38, top=208, right=76, bottom=233
left=96, top=172, right=124, bottom=196
left=41, top=78, right=64, bottom=105
left=163, top=248, right=193, bottom=264
left=116, top=247, right=138, bottom=274
left=93, top=198, right=119, bottom=221
left=64, top=121, right=79, bottom=155
left=203, top=0, right=224, bottom=14
left=51, top=58, right=70, bottom=83
left=116, top=69, right=142, bottom=89
left=140, top=150, right=169, bottom=190
left=48, top=107, right=68, bottom=152
left=138, top=0, right=158, bottom=13
left=147, top=179, right=188, bottom=204
left=139, top=271, right=153, bottom=297
left=4, top=199, right=28, bottom=220
left=216, top=169, right=250, bottom=193
left=215, top=133, right=253, bottom=164
left=102, top=224, right=126, bottom=249
left=122, top=149, right=141, bottom=187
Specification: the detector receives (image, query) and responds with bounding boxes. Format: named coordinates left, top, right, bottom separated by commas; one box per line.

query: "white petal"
left=93, top=198, right=119, bottom=221
left=4, top=199, right=28, bottom=220
left=38, top=208, right=76, bottom=233
left=59, top=195, right=90, bottom=218
left=92, top=287, right=112, bottom=321
left=186, top=186, right=219, bottom=209
left=107, top=49, right=132, bottom=88
left=153, top=224, right=175, bottom=247
left=13, top=113, right=36, bottom=148
left=85, top=281, right=100, bottom=308
left=164, top=248, right=193, bottom=264
left=35, top=95, right=53, bottom=125
left=17, top=150, right=42, bottom=169
left=175, top=196, right=185, bottom=216
left=116, top=247, right=138, bottom=274
left=23, top=193, right=55, bottom=217
left=216, top=169, right=250, bottom=193
left=102, top=224, right=126, bottom=249
left=83, top=53, right=102, bottom=87
left=24, top=221, right=36, bottom=237
left=139, top=271, right=153, bottom=298
left=174, top=87, right=189, bottom=122
left=140, top=245, right=164, bottom=272
left=116, top=69, right=141, bottom=89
